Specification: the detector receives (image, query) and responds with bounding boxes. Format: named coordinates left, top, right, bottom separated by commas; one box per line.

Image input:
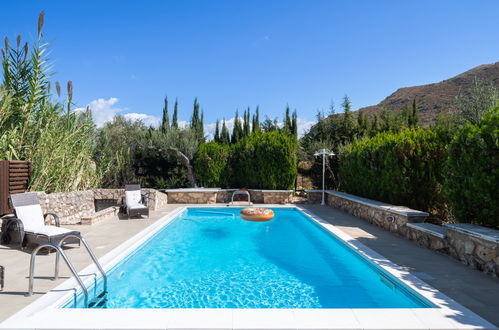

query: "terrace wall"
left=163, top=188, right=292, bottom=204
left=306, top=190, right=499, bottom=277
left=21, top=188, right=168, bottom=225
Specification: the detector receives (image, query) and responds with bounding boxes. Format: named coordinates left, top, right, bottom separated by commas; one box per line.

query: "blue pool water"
left=65, top=207, right=432, bottom=309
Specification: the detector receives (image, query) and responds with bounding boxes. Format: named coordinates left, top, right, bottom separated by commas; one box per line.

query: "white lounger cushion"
left=14, top=204, right=45, bottom=231
left=125, top=190, right=144, bottom=208
left=128, top=204, right=148, bottom=210
left=27, top=225, right=73, bottom=236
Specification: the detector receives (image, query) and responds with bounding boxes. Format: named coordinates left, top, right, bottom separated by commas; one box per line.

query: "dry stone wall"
left=445, top=224, right=499, bottom=277
left=165, top=189, right=292, bottom=204
left=26, top=188, right=167, bottom=225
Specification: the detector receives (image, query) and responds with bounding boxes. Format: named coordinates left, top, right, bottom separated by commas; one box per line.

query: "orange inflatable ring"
left=240, top=208, right=274, bottom=222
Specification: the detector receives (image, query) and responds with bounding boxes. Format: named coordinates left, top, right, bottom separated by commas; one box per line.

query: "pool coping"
left=0, top=205, right=495, bottom=329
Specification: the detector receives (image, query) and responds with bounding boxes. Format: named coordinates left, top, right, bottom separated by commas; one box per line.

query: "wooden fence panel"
left=0, top=161, right=31, bottom=215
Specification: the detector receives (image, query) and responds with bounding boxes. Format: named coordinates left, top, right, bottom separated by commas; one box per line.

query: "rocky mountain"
left=355, top=62, right=499, bottom=125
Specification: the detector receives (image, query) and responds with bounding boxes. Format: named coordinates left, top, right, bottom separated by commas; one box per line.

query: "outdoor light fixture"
left=314, top=148, right=335, bottom=205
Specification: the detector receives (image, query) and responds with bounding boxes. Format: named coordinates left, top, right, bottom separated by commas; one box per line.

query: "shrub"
left=231, top=131, right=297, bottom=189
left=339, top=128, right=451, bottom=215
left=445, top=106, right=499, bottom=226
left=194, top=142, right=231, bottom=188
left=195, top=131, right=298, bottom=189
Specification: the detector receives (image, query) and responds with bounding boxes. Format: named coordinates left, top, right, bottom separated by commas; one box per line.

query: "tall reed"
left=0, top=12, right=100, bottom=192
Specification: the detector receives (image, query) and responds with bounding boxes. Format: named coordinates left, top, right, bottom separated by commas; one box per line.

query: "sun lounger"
left=1, top=193, right=79, bottom=249
left=124, top=184, right=149, bottom=219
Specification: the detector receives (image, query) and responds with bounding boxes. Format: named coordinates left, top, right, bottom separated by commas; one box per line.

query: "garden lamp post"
left=314, top=148, right=335, bottom=205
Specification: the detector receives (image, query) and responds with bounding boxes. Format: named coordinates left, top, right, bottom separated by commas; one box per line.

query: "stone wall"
left=35, top=191, right=94, bottom=225
left=445, top=224, right=499, bottom=277
left=165, top=188, right=292, bottom=204
left=306, top=190, right=499, bottom=277
left=324, top=191, right=428, bottom=237
left=405, top=223, right=448, bottom=254
left=28, top=188, right=167, bottom=225
left=146, top=189, right=168, bottom=210
left=166, top=189, right=219, bottom=204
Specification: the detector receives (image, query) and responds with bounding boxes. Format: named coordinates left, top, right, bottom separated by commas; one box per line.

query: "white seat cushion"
left=27, top=225, right=74, bottom=236
left=125, top=190, right=142, bottom=208
left=128, top=203, right=147, bottom=210
left=15, top=204, right=45, bottom=230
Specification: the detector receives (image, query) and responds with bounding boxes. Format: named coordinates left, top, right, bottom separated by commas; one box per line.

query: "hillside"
left=355, top=62, right=499, bottom=125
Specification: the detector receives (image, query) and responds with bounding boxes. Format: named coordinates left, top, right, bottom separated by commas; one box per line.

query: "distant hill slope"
left=355, top=62, right=499, bottom=125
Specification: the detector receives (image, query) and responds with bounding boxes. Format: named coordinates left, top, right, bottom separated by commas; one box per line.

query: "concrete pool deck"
left=0, top=204, right=498, bottom=328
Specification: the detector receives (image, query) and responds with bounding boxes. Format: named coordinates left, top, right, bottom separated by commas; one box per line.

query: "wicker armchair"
left=124, top=184, right=149, bottom=219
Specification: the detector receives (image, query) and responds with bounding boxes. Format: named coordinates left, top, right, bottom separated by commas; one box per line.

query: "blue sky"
left=1, top=0, right=498, bottom=136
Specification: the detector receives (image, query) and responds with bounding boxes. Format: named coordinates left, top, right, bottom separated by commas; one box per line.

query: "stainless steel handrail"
left=57, top=233, right=108, bottom=293
left=28, top=243, right=89, bottom=307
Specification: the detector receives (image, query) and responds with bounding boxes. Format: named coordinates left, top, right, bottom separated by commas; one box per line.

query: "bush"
left=194, top=131, right=298, bottom=189
left=194, top=142, right=231, bottom=188
left=231, top=131, right=297, bottom=189
left=445, top=106, right=499, bottom=226
left=339, top=128, right=451, bottom=215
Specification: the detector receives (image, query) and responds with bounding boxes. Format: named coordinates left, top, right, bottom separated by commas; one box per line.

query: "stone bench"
left=406, top=223, right=448, bottom=252
left=80, top=206, right=120, bottom=225
left=444, top=223, right=499, bottom=276
left=307, top=190, right=428, bottom=236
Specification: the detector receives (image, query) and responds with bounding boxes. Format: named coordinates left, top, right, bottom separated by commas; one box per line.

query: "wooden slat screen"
left=0, top=160, right=31, bottom=216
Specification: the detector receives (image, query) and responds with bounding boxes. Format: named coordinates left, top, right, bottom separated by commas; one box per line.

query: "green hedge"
left=195, top=131, right=297, bottom=189
left=194, top=142, right=231, bottom=188
left=339, top=128, right=451, bottom=214
left=445, top=107, right=499, bottom=226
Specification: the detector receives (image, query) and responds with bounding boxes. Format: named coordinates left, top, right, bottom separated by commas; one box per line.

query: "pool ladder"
left=27, top=233, right=108, bottom=308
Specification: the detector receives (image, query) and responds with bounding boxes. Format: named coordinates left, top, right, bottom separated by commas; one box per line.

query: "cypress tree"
left=191, top=98, right=204, bottom=142
left=252, top=106, right=260, bottom=133
left=341, top=95, right=356, bottom=142
left=243, top=108, right=251, bottom=137
left=284, top=105, right=292, bottom=134
left=214, top=120, right=220, bottom=142
left=221, top=119, right=230, bottom=144
left=410, top=98, right=419, bottom=127
left=199, top=110, right=205, bottom=142
left=291, top=110, right=298, bottom=136
left=161, top=96, right=169, bottom=133
left=172, top=98, right=179, bottom=129
left=232, top=110, right=243, bottom=143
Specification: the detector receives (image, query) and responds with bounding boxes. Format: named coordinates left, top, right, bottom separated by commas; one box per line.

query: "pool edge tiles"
left=1, top=205, right=496, bottom=330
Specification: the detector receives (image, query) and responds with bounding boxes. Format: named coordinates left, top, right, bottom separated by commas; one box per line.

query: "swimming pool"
left=64, top=207, right=431, bottom=309
left=3, top=206, right=495, bottom=329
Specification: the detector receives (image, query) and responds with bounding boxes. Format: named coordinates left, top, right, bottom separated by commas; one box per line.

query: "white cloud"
left=77, top=97, right=163, bottom=128
left=77, top=97, right=125, bottom=127
left=123, top=113, right=161, bottom=127
left=296, top=118, right=315, bottom=137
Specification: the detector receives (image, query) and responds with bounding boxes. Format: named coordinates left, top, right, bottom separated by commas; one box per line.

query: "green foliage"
left=171, top=98, right=179, bottom=129
left=231, top=131, right=297, bottom=189
left=220, top=120, right=230, bottom=144
left=161, top=96, right=169, bottom=133
left=339, top=128, right=451, bottom=215
left=231, top=110, right=243, bottom=143
left=445, top=106, right=499, bottom=226
left=0, top=12, right=99, bottom=192
left=96, top=116, right=197, bottom=189
left=190, top=98, right=204, bottom=143
left=455, top=78, right=499, bottom=125
left=195, top=131, right=298, bottom=189
left=194, top=142, right=231, bottom=187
